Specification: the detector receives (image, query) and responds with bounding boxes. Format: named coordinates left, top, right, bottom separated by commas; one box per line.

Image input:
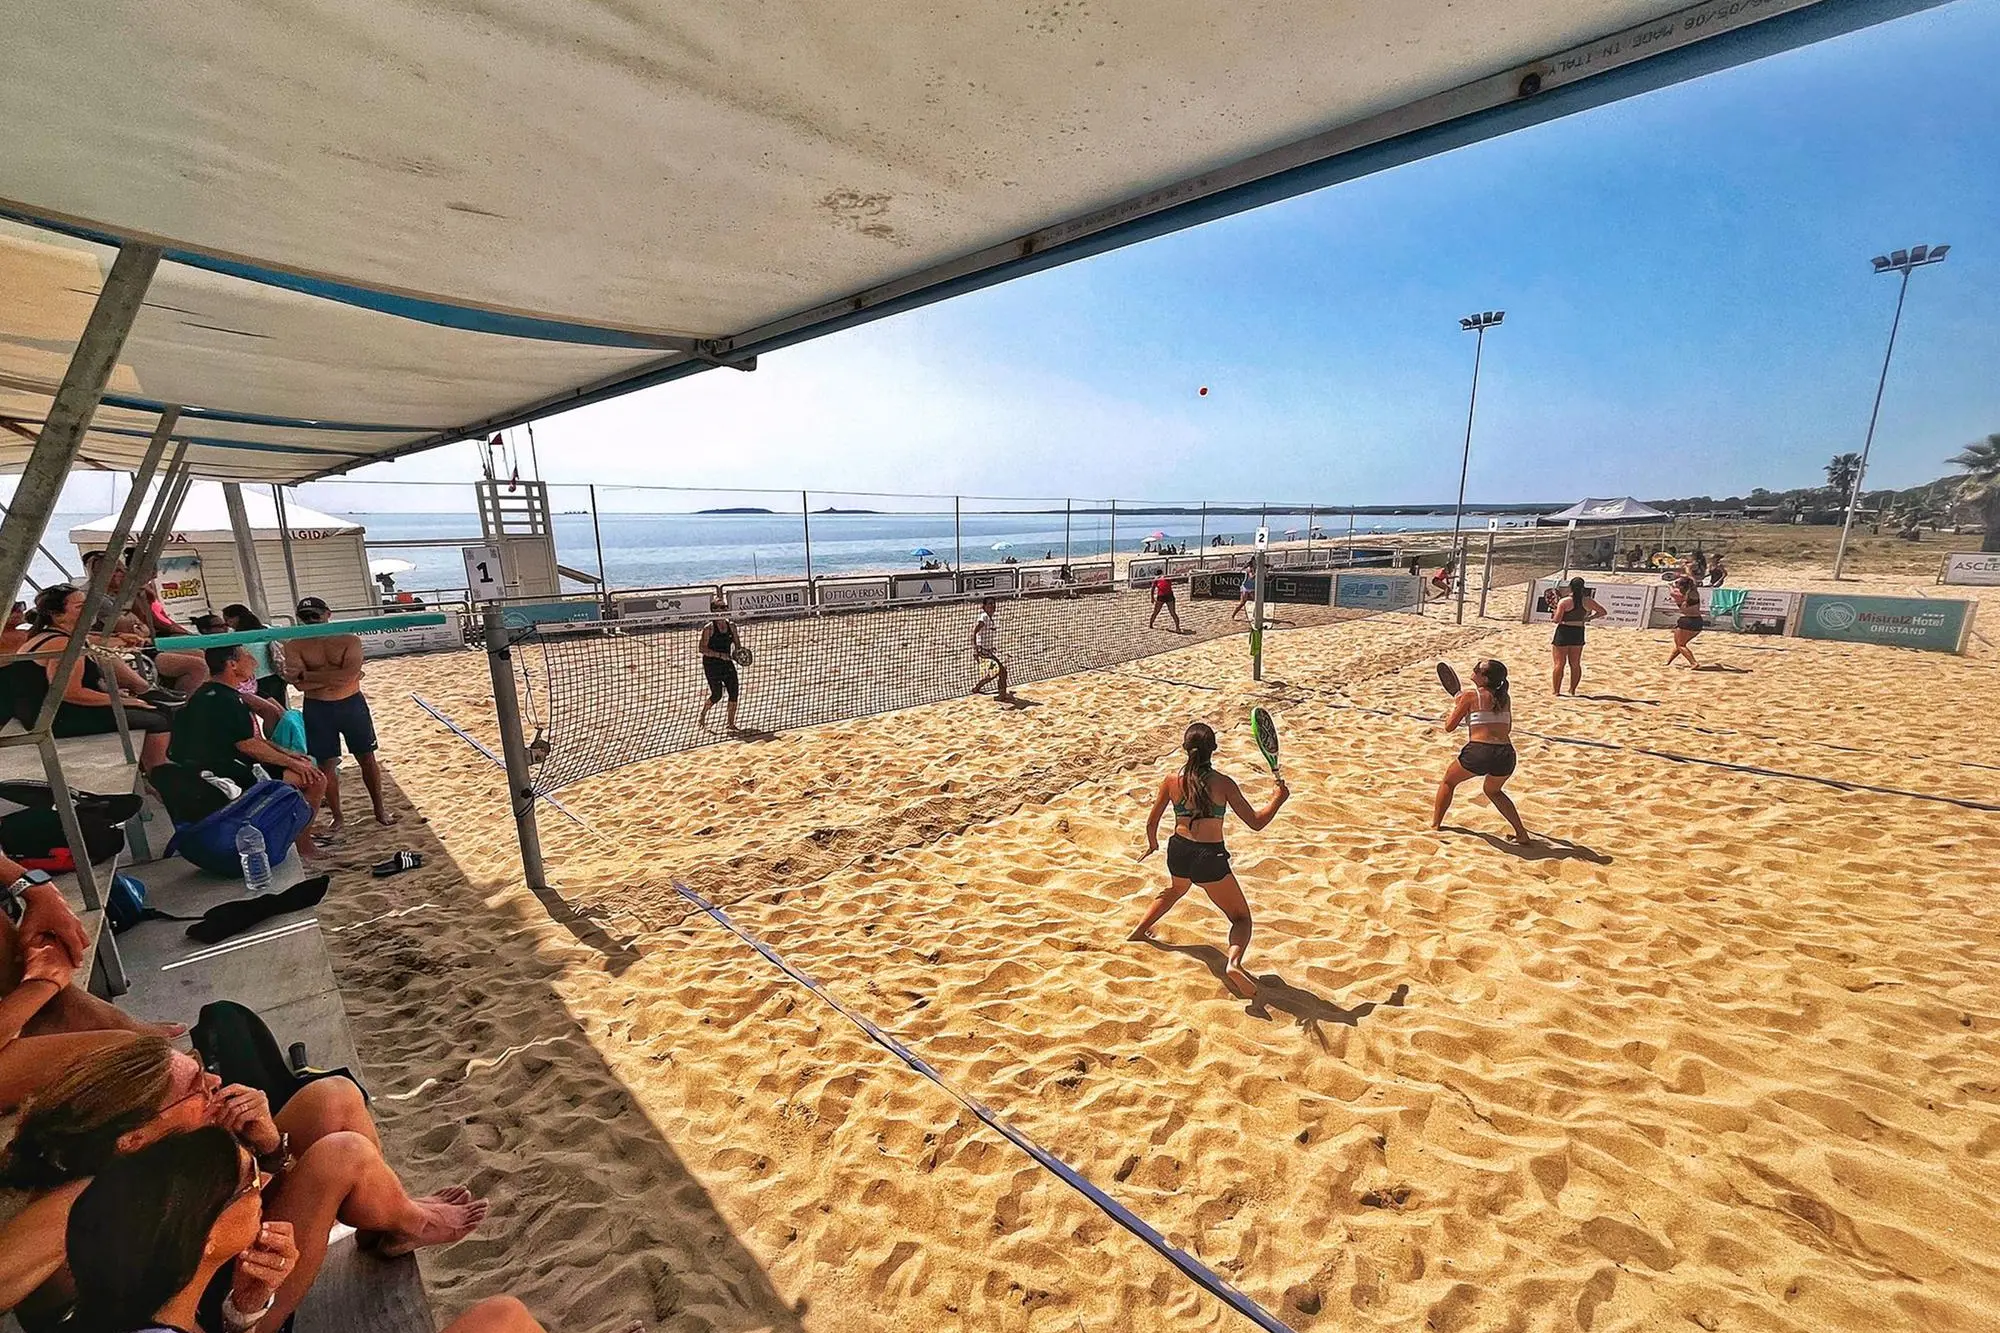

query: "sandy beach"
left=310, top=543, right=2000, bottom=1333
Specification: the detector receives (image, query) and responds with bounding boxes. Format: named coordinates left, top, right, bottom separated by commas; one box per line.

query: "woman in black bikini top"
left=1549, top=576, right=1605, bottom=696
left=1666, top=577, right=1705, bottom=669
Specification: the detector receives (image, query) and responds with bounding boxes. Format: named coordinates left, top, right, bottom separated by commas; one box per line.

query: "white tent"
left=1538, top=496, right=1672, bottom=525
left=0, top=0, right=1945, bottom=484
left=68, top=481, right=372, bottom=616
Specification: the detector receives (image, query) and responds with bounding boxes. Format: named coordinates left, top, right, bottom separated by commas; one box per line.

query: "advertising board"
left=892, top=574, right=957, bottom=601
left=500, top=601, right=602, bottom=630
left=1641, top=587, right=1797, bottom=635
left=723, top=582, right=809, bottom=615
left=1797, top=594, right=1975, bottom=654
left=1333, top=573, right=1423, bottom=612
left=815, top=578, right=890, bottom=608
left=1526, top=578, right=1654, bottom=629
left=1126, top=558, right=1167, bottom=588
left=958, top=568, right=1019, bottom=595
left=357, top=612, right=464, bottom=657
left=615, top=587, right=714, bottom=625
left=1263, top=571, right=1333, bottom=606
left=1941, top=552, right=2000, bottom=586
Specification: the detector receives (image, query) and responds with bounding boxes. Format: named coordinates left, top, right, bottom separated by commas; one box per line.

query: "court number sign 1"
left=463, top=545, right=505, bottom=600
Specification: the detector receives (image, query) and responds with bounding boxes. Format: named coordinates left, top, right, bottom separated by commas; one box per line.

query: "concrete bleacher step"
left=117, top=851, right=435, bottom=1333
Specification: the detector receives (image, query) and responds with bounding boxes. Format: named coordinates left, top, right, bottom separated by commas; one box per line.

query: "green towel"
left=1708, top=587, right=1748, bottom=625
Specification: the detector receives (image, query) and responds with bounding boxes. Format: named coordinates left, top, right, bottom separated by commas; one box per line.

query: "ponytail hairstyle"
left=1179, top=722, right=1218, bottom=818
left=1476, top=659, right=1510, bottom=714
left=30, top=583, right=78, bottom=631
left=68, top=1127, right=242, bottom=1333
left=0, top=1035, right=176, bottom=1190
left=1568, top=576, right=1587, bottom=608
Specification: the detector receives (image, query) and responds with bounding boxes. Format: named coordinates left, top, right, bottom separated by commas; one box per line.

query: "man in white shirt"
left=971, top=597, right=1014, bottom=703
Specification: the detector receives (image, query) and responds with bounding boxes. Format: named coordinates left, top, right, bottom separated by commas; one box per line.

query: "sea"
left=27, top=507, right=1495, bottom=598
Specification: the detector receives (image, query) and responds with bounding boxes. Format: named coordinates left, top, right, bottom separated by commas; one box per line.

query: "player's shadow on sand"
left=1572, top=693, right=1658, bottom=705
left=1694, top=663, right=1752, bottom=674
left=1141, top=939, right=1409, bottom=1047
left=1444, top=826, right=1612, bottom=864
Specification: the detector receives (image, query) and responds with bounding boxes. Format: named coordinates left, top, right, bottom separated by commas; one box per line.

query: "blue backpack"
left=167, top=779, right=314, bottom=877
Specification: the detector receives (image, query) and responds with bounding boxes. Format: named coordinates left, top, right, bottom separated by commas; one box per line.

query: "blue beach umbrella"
left=910, top=547, right=933, bottom=557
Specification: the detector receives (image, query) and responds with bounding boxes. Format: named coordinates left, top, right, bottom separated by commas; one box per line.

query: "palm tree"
left=1949, top=434, right=2000, bottom=552
left=1825, top=452, right=1863, bottom=500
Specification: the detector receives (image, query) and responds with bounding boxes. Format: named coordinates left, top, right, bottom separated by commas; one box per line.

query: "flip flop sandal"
left=370, top=851, right=423, bottom=878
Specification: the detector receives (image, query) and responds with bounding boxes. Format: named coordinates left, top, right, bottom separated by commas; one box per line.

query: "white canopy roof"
left=68, top=481, right=358, bottom=544
left=0, top=0, right=1943, bottom=484
left=1542, top=496, right=1672, bottom=525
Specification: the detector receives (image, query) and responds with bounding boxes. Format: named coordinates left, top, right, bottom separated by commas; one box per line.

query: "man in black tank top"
left=698, top=600, right=742, bottom=733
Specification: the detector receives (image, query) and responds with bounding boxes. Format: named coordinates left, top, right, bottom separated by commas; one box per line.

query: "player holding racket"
left=971, top=597, right=1014, bottom=703
left=1132, top=720, right=1289, bottom=998
left=697, top=597, right=745, bottom=734
left=1433, top=658, right=1531, bottom=843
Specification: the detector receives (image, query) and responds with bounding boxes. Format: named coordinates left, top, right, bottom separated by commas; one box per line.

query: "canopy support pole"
left=484, top=606, right=547, bottom=891
left=271, top=486, right=304, bottom=612
left=0, top=242, right=159, bottom=612
left=125, top=457, right=193, bottom=598
left=222, top=483, right=270, bottom=621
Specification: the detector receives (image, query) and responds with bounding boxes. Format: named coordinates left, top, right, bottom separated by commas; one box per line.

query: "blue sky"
left=245, top=1, right=2000, bottom=512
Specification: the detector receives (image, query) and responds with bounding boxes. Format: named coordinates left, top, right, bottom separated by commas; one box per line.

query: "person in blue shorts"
left=282, top=597, right=395, bottom=831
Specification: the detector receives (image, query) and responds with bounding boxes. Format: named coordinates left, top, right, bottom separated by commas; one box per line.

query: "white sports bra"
left=1467, top=692, right=1511, bottom=729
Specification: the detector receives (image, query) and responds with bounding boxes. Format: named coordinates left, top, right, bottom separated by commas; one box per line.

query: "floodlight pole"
left=1834, top=244, right=1948, bottom=580
left=1452, top=311, right=1503, bottom=624
left=483, top=605, right=547, bottom=891
left=800, top=490, right=813, bottom=590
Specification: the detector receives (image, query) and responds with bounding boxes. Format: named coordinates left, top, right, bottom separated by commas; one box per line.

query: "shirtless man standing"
left=283, top=597, right=395, bottom=829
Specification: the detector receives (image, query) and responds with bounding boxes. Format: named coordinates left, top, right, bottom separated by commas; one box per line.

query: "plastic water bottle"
left=235, top=824, right=271, bottom=894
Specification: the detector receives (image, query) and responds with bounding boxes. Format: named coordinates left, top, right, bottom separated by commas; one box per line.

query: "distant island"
left=696, top=506, right=775, bottom=514
left=814, top=507, right=880, bottom=514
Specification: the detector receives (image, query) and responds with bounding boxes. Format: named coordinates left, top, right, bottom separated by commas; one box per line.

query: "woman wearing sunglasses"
left=0, top=1036, right=487, bottom=1331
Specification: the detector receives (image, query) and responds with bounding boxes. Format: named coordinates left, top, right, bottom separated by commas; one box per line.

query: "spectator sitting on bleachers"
left=69, top=1127, right=610, bottom=1333
left=168, top=647, right=328, bottom=860
left=79, top=553, right=208, bottom=696
left=3, top=853, right=182, bottom=1110
left=0, top=1035, right=489, bottom=1330
left=15, top=587, right=173, bottom=771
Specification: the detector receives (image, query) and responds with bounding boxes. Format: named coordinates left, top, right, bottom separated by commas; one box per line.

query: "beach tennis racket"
left=1250, top=706, right=1281, bottom=778
left=975, top=657, right=1000, bottom=690
left=1436, top=661, right=1461, bottom=696
left=732, top=647, right=754, bottom=666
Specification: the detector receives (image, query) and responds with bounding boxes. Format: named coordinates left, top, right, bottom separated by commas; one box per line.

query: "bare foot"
left=321, top=818, right=344, bottom=838
left=379, top=1190, right=489, bottom=1256
left=1128, top=926, right=1156, bottom=943
left=374, top=808, right=400, bottom=827
left=1510, top=829, right=1535, bottom=846
left=1224, top=965, right=1258, bottom=999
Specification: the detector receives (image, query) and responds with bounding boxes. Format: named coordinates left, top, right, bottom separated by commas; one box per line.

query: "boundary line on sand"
left=1304, top=694, right=2000, bottom=814
left=666, top=880, right=1293, bottom=1333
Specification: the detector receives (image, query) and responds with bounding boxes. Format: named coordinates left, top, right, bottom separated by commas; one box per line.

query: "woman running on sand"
left=1549, top=575, right=1606, bottom=695
left=1434, top=659, right=1531, bottom=844
left=1666, top=576, right=1705, bottom=668
left=1131, top=722, right=1288, bottom=998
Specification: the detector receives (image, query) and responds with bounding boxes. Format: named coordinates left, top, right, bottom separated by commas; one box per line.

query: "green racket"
left=1250, top=706, right=1281, bottom=777
left=975, top=657, right=1001, bottom=691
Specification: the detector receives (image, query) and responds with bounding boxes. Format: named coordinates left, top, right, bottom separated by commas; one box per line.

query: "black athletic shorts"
left=703, top=657, right=740, bottom=703
left=1677, top=616, right=1705, bottom=634
left=1165, top=834, right=1232, bottom=884
left=1458, top=742, right=1517, bottom=778
left=52, top=703, right=173, bottom=738
left=303, top=693, right=378, bottom=761
left=1552, top=623, right=1586, bottom=648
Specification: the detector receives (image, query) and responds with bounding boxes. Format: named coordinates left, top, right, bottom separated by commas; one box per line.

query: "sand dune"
left=318, top=575, right=2000, bottom=1332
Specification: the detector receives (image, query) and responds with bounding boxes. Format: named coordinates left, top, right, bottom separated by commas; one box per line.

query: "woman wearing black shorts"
left=1666, top=576, right=1704, bottom=669
left=1133, top=721, right=1288, bottom=998
left=697, top=599, right=743, bottom=734
left=1549, top=576, right=1605, bottom=696
left=1433, top=659, right=1530, bottom=843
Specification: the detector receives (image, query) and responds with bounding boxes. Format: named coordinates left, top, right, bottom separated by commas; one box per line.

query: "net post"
left=801, top=490, right=814, bottom=591
left=483, top=605, right=547, bottom=891
left=1477, top=520, right=1497, bottom=619
left=589, top=484, right=611, bottom=614
left=1108, top=499, right=1117, bottom=581
left=953, top=496, right=961, bottom=573
left=1250, top=549, right=1266, bottom=682
left=1197, top=502, right=1206, bottom=566
left=1063, top=498, right=1071, bottom=570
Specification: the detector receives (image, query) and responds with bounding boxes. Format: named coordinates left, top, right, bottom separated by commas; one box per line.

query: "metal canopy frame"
left=0, top=0, right=1947, bottom=486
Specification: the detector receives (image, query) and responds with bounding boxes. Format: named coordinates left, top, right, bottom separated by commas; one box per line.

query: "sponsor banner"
left=501, top=601, right=602, bottom=630
left=1264, top=571, right=1334, bottom=606
left=892, top=574, right=957, bottom=601
left=1333, top=573, right=1423, bottom=611
left=357, top=611, right=463, bottom=657
left=815, top=578, right=889, bottom=608
left=157, top=552, right=207, bottom=620
left=958, top=568, right=1019, bottom=595
left=1126, top=558, right=1167, bottom=589
left=1797, top=593, right=1975, bottom=654
left=1191, top=570, right=1244, bottom=600
left=722, top=582, right=809, bottom=615
left=1069, top=564, right=1114, bottom=587
left=1642, top=587, right=1797, bottom=635
left=1162, top=556, right=1211, bottom=578
left=615, top=587, right=713, bottom=625
left=1526, top=578, right=1654, bottom=629
left=1942, top=552, right=2000, bottom=586
left=1342, top=547, right=1399, bottom=569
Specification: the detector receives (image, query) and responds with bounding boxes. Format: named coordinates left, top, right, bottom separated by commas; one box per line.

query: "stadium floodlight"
left=1834, top=243, right=1950, bottom=580
left=1450, top=310, right=1504, bottom=623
